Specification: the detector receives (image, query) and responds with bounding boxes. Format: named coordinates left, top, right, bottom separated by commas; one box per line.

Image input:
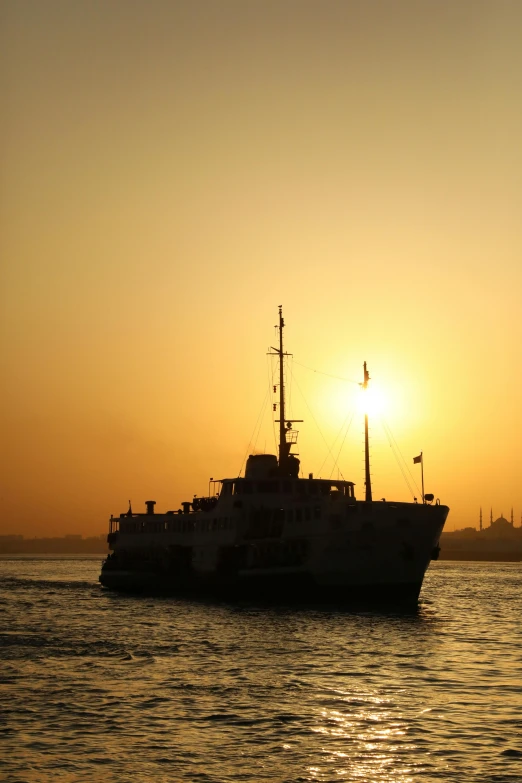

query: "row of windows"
left=198, top=517, right=235, bottom=532
left=284, top=506, right=321, bottom=522
left=119, top=505, right=327, bottom=536
left=222, top=480, right=354, bottom=498
left=118, top=505, right=400, bottom=536
left=120, top=517, right=236, bottom=535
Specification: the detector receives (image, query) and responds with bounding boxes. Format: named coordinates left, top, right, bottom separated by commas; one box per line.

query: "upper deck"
left=108, top=476, right=356, bottom=537
left=220, top=476, right=355, bottom=499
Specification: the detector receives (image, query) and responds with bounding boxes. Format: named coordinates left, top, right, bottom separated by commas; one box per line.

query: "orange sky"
left=2, top=0, right=522, bottom=536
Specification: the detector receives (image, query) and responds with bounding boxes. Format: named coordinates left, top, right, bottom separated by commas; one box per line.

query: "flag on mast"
left=413, top=454, right=422, bottom=464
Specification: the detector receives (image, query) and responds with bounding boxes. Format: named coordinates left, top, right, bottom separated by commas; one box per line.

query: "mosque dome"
left=484, top=513, right=515, bottom=537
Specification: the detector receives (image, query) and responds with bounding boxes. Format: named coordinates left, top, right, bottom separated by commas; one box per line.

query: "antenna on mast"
left=268, top=307, right=302, bottom=476
left=277, top=306, right=287, bottom=470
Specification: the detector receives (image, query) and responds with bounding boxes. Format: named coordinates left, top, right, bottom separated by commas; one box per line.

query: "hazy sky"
left=2, top=0, right=522, bottom=535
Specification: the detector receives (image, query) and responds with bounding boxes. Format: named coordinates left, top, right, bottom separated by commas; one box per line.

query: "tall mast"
left=363, top=361, right=372, bottom=502
left=268, top=307, right=302, bottom=475
left=278, top=305, right=286, bottom=468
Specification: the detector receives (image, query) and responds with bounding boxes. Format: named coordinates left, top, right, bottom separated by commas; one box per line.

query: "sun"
left=357, top=383, right=387, bottom=417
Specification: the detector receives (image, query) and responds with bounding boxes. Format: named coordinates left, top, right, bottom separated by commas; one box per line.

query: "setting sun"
left=357, top=384, right=387, bottom=417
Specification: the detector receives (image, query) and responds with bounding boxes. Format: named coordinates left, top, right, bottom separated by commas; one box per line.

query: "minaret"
left=479, top=507, right=482, bottom=531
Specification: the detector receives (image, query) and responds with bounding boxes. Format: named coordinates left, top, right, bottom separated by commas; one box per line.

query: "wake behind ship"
left=100, top=309, right=449, bottom=605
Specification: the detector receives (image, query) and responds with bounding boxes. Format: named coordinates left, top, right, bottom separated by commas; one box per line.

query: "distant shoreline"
left=438, top=551, right=521, bottom=563
left=1, top=545, right=520, bottom=563
left=0, top=538, right=108, bottom=555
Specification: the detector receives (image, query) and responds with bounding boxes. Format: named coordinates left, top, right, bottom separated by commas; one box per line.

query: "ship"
left=99, top=308, right=449, bottom=605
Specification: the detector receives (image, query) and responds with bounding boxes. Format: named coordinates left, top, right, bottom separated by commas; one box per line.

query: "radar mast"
left=269, top=307, right=302, bottom=476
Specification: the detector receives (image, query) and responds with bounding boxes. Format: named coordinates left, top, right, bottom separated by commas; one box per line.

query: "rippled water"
left=1, top=557, right=521, bottom=782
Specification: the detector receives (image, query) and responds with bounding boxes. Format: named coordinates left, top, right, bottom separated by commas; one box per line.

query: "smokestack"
left=146, top=500, right=156, bottom=515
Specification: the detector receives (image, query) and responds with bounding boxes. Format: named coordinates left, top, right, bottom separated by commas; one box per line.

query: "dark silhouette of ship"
left=100, top=308, right=449, bottom=605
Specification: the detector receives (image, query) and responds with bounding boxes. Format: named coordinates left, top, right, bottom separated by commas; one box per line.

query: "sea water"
left=1, top=557, right=521, bottom=782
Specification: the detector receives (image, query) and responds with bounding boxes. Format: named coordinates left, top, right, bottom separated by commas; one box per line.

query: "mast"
left=278, top=305, right=286, bottom=469
left=269, top=307, right=302, bottom=475
left=363, top=361, right=372, bottom=502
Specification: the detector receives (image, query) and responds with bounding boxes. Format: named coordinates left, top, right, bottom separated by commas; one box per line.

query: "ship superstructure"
left=100, top=308, right=449, bottom=604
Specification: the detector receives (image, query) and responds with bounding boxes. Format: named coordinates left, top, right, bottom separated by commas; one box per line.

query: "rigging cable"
left=290, top=369, right=345, bottom=478
left=268, top=352, right=278, bottom=454
left=315, top=407, right=353, bottom=479
left=287, top=353, right=293, bottom=420
left=236, top=363, right=271, bottom=477
left=328, top=410, right=354, bottom=481
left=384, top=416, right=422, bottom=497
left=292, top=359, right=360, bottom=385
left=380, top=417, right=422, bottom=499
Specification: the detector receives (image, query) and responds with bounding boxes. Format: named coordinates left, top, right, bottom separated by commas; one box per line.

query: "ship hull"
left=101, top=497, right=449, bottom=607
left=99, top=566, right=424, bottom=607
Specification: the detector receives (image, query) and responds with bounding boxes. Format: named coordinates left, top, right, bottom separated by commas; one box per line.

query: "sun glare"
left=319, top=378, right=390, bottom=428
left=357, top=384, right=386, bottom=417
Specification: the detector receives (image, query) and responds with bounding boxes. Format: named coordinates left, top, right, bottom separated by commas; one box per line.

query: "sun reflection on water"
left=307, top=699, right=419, bottom=782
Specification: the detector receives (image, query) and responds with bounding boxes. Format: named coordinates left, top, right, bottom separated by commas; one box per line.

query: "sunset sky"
left=2, top=0, right=522, bottom=536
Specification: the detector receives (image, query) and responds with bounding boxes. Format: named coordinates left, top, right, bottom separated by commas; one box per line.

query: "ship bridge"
left=220, top=476, right=355, bottom=499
